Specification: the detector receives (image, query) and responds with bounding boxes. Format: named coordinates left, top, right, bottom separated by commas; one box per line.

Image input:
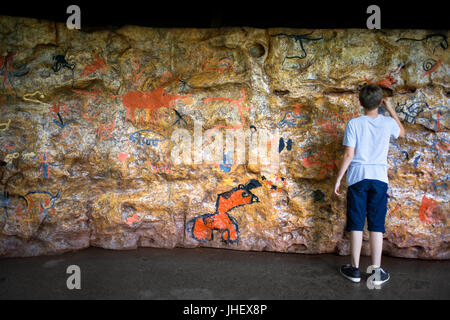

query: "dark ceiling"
left=0, top=0, right=448, bottom=30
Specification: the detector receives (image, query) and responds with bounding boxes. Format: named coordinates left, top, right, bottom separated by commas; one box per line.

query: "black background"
left=0, top=0, right=448, bottom=30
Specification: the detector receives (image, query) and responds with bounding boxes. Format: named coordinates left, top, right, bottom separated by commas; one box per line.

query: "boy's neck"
left=364, top=107, right=379, bottom=118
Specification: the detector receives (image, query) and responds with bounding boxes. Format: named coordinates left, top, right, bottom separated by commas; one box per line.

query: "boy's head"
left=359, top=84, right=383, bottom=110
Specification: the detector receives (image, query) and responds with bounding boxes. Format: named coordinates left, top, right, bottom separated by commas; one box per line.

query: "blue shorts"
left=346, top=179, right=388, bottom=233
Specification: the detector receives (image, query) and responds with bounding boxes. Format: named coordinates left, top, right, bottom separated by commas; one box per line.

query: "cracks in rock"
left=321, top=88, right=358, bottom=95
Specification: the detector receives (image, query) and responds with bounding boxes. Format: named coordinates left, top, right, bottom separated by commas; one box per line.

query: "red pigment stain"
left=419, top=195, right=441, bottom=225
left=118, top=152, right=128, bottom=162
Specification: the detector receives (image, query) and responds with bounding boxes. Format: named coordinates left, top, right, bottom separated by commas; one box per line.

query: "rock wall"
left=0, top=15, right=448, bottom=259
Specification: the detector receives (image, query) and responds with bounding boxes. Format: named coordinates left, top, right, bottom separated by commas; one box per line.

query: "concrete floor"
left=0, top=247, right=449, bottom=300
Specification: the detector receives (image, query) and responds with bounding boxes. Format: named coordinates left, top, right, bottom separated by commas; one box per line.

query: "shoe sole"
left=339, top=268, right=361, bottom=283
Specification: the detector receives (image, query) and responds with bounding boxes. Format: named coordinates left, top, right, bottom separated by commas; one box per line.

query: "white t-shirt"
left=343, top=114, right=401, bottom=186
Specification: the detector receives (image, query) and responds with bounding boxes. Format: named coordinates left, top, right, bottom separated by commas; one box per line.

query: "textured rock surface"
left=0, top=15, right=448, bottom=258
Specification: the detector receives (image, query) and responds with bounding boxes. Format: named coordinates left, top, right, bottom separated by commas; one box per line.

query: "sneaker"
left=369, top=267, right=390, bottom=285
left=340, top=264, right=361, bottom=282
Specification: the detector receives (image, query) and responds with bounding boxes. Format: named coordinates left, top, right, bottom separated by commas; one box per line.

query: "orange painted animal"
left=186, top=179, right=261, bottom=243
left=81, top=54, right=107, bottom=77
left=122, top=88, right=191, bottom=123
left=364, top=63, right=404, bottom=88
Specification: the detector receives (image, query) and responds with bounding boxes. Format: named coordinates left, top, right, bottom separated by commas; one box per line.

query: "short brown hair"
left=359, top=84, right=383, bottom=110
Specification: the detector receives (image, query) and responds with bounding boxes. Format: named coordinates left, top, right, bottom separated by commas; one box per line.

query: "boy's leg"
left=366, top=180, right=390, bottom=285
left=346, top=180, right=368, bottom=268
left=366, top=180, right=388, bottom=265
left=350, top=231, right=363, bottom=268
left=369, top=231, right=383, bottom=267
left=340, top=180, right=368, bottom=282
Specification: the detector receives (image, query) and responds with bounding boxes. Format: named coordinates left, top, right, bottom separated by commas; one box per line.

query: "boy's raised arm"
left=383, top=97, right=405, bottom=138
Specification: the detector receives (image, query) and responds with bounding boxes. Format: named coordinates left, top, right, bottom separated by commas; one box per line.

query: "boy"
left=334, top=84, right=405, bottom=284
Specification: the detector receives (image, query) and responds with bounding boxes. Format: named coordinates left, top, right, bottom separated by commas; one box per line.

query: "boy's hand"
left=334, top=179, right=344, bottom=197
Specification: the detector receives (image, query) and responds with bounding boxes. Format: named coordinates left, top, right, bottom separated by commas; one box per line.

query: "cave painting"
left=364, top=63, right=405, bottom=88
left=126, top=213, right=140, bottom=226
left=177, top=75, right=193, bottom=93
left=278, top=138, right=292, bottom=153
left=202, top=57, right=233, bottom=74
left=427, top=138, right=449, bottom=164
left=53, top=113, right=71, bottom=129
left=301, top=149, right=338, bottom=179
left=81, top=53, right=107, bottom=77
left=393, top=100, right=449, bottom=131
left=51, top=55, right=75, bottom=87
left=50, top=102, right=72, bottom=129
left=22, top=152, right=36, bottom=161
left=203, top=88, right=249, bottom=144
left=123, top=88, right=191, bottom=123
left=270, top=32, right=323, bottom=63
left=172, top=108, right=188, bottom=127
left=39, top=152, right=63, bottom=180
left=430, top=175, right=449, bottom=193
left=387, top=203, right=411, bottom=228
left=186, top=179, right=262, bottom=243
left=419, top=195, right=442, bottom=225
left=261, top=175, right=286, bottom=194
left=74, top=86, right=191, bottom=125
left=2, top=141, right=15, bottom=151
left=52, top=55, right=75, bottom=74
left=130, top=56, right=146, bottom=88
left=396, top=34, right=448, bottom=52
left=0, top=52, right=29, bottom=94
left=147, top=161, right=171, bottom=174
left=317, top=109, right=360, bottom=142
left=219, top=152, right=233, bottom=173
left=49, top=101, right=71, bottom=119
left=118, top=152, right=128, bottom=163
left=396, top=34, right=447, bottom=79
left=3, top=151, right=36, bottom=164
left=1, top=187, right=60, bottom=220
left=277, top=111, right=310, bottom=128
left=21, top=190, right=60, bottom=221
left=423, top=58, right=442, bottom=77
left=129, top=129, right=167, bottom=147
left=0, top=119, right=11, bottom=131
left=72, top=87, right=115, bottom=123
left=3, top=152, right=19, bottom=164
left=97, top=118, right=117, bottom=141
